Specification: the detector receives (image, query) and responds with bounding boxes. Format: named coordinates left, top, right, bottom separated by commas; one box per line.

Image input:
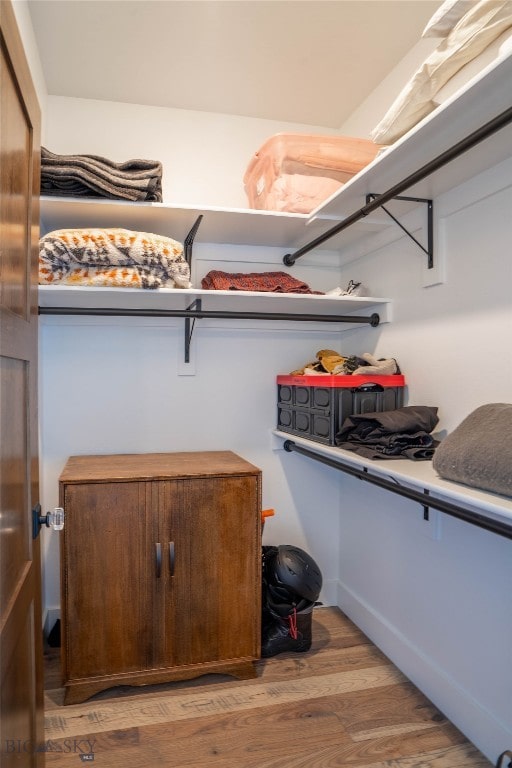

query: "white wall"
left=45, top=95, right=343, bottom=209
left=322, top=157, right=511, bottom=763
left=339, top=37, right=437, bottom=139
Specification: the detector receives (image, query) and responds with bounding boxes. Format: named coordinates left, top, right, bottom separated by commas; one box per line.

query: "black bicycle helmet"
left=264, top=545, right=322, bottom=604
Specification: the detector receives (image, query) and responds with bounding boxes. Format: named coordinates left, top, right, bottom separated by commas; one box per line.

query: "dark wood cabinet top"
left=59, top=451, right=261, bottom=484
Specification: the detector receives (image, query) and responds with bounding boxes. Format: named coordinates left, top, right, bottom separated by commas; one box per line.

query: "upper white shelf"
left=309, top=52, right=512, bottom=240
left=38, top=197, right=347, bottom=251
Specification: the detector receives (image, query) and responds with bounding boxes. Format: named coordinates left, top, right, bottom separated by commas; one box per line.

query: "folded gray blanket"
left=41, top=147, right=163, bottom=202
left=433, top=403, right=512, bottom=498
left=335, top=405, right=439, bottom=461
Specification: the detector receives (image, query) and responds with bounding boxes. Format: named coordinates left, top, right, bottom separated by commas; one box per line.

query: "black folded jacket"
left=335, top=405, right=439, bottom=461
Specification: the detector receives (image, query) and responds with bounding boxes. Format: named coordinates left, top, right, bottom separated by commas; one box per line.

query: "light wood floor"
left=43, top=607, right=492, bottom=767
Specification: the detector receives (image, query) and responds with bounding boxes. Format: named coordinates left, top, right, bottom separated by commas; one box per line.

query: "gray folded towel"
left=433, top=403, right=512, bottom=497
left=41, top=147, right=163, bottom=202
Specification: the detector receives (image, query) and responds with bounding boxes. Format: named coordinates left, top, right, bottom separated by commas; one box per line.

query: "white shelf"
left=39, top=197, right=353, bottom=251
left=273, top=431, right=512, bottom=534
left=306, top=52, right=512, bottom=252
left=38, top=284, right=390, bottom=320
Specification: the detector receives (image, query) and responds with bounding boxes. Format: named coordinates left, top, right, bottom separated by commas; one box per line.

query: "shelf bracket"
left=184, top=299, right=201, bottom=363
left=366, top=194, right=434, bottom=269
left=423, top=487, right=430, bottom=521
left=184, top=215, right=203, bottom=268
left=283, top=104, right=512, bottom=268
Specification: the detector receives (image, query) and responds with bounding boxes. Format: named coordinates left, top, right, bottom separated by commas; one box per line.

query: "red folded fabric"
left=201, top=270, right=323, bottom=294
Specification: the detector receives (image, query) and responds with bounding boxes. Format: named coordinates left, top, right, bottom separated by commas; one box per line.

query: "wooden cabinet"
left=59, top=451, right=262, bottom=704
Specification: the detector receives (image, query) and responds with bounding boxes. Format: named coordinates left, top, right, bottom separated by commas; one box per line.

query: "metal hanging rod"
left=38, top=306, right=380, bottom=324
left=283, top=104, right=512, bottom=267
left=283, top=439, right=512, bottom=540
left=39, top=305, right=380, bottom=362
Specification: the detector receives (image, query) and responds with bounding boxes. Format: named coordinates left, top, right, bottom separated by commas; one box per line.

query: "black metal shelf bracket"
left=184, top=215, right=203, bottom=268
left=184, top=298, right=201, bottom=362
left=282, top=104, right=512, bottom=267
left=423, top=487, right=430, bottom=521
left=366, top=194, right=433, bottom=269
left=496, top=750, right=512, bottom=768
left=282, top=439, right=512, bottom=541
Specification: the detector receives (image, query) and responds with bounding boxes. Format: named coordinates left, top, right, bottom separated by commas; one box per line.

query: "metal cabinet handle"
left=169, top=541, right=175, bottom=577
left=155, top=543, right=162, bottom=578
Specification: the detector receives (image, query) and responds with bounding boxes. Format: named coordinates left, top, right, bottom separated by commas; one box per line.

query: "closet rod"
left=38, top=306, right=380, bottom=325
left=283, top=439, right=512, bottom=541
left=283, top=104, right=512, bottom=266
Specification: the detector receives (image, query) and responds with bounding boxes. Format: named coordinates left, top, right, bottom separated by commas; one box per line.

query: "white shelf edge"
left=38, top=196, right=357, bottom=252
left=38, top=285, right=391, bottom=320
left=39, top=195, right=312, bottom=220
left=273, top=430, right=512, bottom=529
left=38, top=284, right=391, bottom=302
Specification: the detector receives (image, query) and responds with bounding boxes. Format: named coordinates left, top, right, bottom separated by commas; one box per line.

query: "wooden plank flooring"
left=43, top=607, right=492, bottom=767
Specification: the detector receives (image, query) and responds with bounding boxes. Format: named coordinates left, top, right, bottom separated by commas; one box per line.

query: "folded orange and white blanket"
left=39, top=228, right=191, bottom=289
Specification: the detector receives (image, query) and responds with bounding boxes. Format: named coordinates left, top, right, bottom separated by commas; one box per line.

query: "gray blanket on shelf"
left=41, top=147, right=163, bottom=202
left=433, top=403, right=512, bottom=498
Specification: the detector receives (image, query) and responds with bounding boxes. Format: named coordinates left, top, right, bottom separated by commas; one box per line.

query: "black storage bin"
left=277, top=374, right=406, bottom=446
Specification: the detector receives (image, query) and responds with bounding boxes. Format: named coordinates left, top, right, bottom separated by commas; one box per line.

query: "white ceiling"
left=27, top=0, right=440, bottom=129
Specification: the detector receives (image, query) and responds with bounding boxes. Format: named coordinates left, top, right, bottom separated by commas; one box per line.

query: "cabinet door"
left=154, top=475, right=260, bottom=669
left=62, top=481, right=153, bottom=681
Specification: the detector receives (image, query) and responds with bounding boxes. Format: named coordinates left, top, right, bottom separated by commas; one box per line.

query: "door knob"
left=32, top=504, right=65, bottom=539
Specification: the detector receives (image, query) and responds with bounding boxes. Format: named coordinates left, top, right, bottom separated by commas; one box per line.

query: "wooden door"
left=0, top=1, right=43, bottom=764
left=157, top=474, right=261, bottom=669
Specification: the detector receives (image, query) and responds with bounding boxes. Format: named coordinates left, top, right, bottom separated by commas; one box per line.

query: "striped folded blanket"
left=39, top=228, right=191, bottom=289
left=201, top=270, right=322, bottom=294
left=41, top=147, right=163, bottom=202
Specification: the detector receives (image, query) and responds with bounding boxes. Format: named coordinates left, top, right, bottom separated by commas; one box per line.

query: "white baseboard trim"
left=319, top=579, right=338, bottom=609
left=336, top=580, right=511, bottom=765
